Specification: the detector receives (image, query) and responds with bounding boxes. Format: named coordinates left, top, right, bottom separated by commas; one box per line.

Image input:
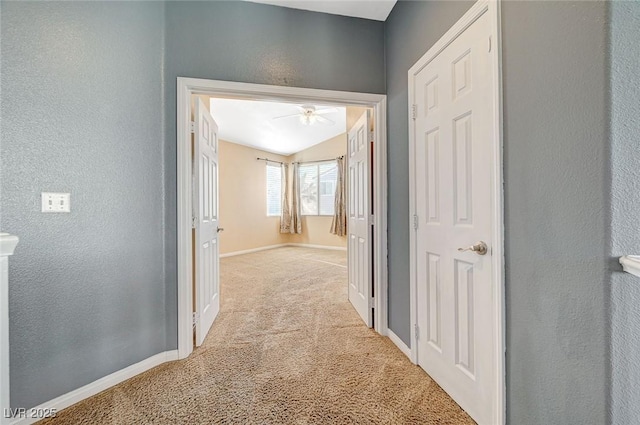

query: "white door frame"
left=408, top=1, right=504, bottom=423
left=177, top=77, right=388, bottom=359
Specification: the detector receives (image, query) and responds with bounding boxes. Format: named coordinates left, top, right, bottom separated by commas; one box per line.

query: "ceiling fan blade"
left=315, top=115, right=335, bottom=125
left=273, top=113, right=301, bottom=120
left=314, top=108, right=339, bottom=115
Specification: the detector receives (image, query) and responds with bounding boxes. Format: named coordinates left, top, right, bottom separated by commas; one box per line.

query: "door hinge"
left=413, top=214, right=419, bottom=230
left=414, top=324, right=420, bottom=341
left=192, top=216, right=197, bottom=229
left=488, top=36, right=492, bottom=53
left=369, top=214, right=375, bottom=226
left=369, top=296, right=375, bottom=308
left=411, top=104, right=417, bottom=121
left=190, top=121, right=196, bottom=133
left=192, top=312, right=199, bottom=328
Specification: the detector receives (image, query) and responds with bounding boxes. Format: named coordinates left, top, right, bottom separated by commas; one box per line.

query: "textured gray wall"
left=609, top=2, right=640, bottom=424
left=1, top=0, right=627, bottom=420
left=1, top=1, right=166, bottom=409
left=0, top=0, right=384, bottom=409
left=163, top=1, right=385, bottom=347
left=502, top=3, right=609, bottom=423
left=386, top=1, right=609, bottom=423
left=384, top=0, right=474, bottom=346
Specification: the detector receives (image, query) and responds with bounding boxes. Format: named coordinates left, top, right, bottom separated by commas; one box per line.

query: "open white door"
left=193, top=98, right=220, bottom=346
left=348, top=111, right=373, bottom=327
left=411, top=7, right=499, bottom=425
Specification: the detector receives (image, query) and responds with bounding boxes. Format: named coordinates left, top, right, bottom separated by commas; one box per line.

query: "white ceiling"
left=209, top=98, right=346, bottom=156
left=247, top=0, right=397, bottom=21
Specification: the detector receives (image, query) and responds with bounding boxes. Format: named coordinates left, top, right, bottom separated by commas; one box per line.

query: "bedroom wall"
left=288, top=133, right=348, bottom=249
left=218, top=140, right=289, bottom=254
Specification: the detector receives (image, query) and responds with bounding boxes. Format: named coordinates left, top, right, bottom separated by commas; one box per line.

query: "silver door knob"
left=458, top=241, right=488, bottom=256
left=217, top=227, right=224, bottom=233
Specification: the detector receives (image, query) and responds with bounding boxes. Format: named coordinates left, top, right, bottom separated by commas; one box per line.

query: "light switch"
left=41, top=192, right=71, bottom=213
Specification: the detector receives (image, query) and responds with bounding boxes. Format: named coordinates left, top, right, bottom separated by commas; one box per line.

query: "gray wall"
left=502, top=2, right=609, bottom=423
left=0, top=0, right=384, bottom=409
left=163, top=1, right=385, bottom=347
left=0, top=1, right=166, bottom=409
left=2, top=0, right=631, bottom=422
left=384, top=0, right=474, bottom=346
left=609, top=2, right=640, bottom=424
left=386, top=1, right=609, bottom=423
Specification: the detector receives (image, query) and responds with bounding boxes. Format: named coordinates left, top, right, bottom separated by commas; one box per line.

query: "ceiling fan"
left=273, top=104, right=338, bottom=126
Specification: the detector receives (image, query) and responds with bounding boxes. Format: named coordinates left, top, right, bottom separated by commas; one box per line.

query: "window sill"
left=620, top=255, right=640, bottom=278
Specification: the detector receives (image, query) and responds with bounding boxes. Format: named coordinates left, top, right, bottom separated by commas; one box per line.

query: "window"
left=266, top=164, right=281, bottom=216
left=299, top=161, right=337, bottom=216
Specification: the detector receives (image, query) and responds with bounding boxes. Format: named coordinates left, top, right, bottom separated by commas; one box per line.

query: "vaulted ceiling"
left=246, top=0, right=397, bottom=21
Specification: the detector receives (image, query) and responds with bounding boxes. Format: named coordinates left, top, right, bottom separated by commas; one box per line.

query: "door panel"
left=348, top=111, right=372, bottom=327
left=194, top=98, right=220, bottom=346
left=413, top=11, right=496, bottom=425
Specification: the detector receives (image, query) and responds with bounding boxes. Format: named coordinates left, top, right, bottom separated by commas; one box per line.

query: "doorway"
left=177, top=79, right=388, bottom=359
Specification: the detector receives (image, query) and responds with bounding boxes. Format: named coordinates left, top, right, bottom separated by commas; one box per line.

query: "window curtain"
left=290, top=162, right=303, bottom=234
left=279, top=163, right=292, bottom=233
left=330, top=157, right=347, bottom=236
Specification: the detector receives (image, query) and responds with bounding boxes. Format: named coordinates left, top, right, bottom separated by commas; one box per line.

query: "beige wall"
left=211, top=97, right=361, bottom=253
left=346, top=106, right=369, bottom=131
left=218, top=140, right=289, bottom=254
left=288, top=133, right=348, bottom=248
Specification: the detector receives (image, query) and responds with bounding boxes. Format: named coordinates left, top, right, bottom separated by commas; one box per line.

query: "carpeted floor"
left=42, top=247, right=474, bottom=424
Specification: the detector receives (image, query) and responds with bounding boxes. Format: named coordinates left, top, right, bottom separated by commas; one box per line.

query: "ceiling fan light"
left=299, top=114, right=316, bottom=125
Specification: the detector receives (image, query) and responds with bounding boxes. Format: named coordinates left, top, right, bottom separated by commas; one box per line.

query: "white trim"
left=387, top=329, right=411, bottom=359
left=220, top=244, right=348, bottom=259
left=9, top=350, right=178, bottom=425
left=178, top=78, right=388, bottom=359
left=407, top=1, right=504, bottom=424
left=220, top=244, right=289, bottom=258
left=286, top=243, right=347, bottom=251
left=620, top=256, right=640, bottom=278
left=1, top=233, right=18, bottom=425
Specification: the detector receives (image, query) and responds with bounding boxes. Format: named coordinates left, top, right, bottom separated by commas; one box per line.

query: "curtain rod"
left=293, top=155, right=344, bottom=165
left=256, top=157, right=284, bottom=165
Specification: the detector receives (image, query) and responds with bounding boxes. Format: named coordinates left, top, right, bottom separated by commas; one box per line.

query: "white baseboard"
left=220, top=243, right=346, bottom=258
left=220, top=244, right=288, bottom=258
left=10, top=350, right=178, bottom=424
left=387, top=329, right=411, bottom=360
left=286, top=243, right=347, bottom=251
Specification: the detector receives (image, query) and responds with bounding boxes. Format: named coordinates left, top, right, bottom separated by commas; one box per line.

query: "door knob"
left=217, top=227, right=224, bottom=233
left=458, top=241, right=488, bottom=256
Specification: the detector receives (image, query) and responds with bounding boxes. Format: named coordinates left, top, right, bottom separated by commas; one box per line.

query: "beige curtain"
left=290, top=163, right=302, bottom=234
left=279, top=163, right=292, bottom=233
left=330, top=157, right=347, bottom=236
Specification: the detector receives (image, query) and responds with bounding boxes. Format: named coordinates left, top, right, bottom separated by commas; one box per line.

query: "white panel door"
left=194, top=98, right=220, bottom=346
left=348, top=111, right=373, bottom=327
left=413, top=11, right=496, bottom=424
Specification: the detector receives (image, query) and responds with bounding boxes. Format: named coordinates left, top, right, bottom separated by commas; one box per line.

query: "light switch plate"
left=41, top=192, right=71, bottom=213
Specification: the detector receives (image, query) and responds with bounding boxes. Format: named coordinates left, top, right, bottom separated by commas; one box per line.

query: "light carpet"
left=41, top=247, right=474, bottom=424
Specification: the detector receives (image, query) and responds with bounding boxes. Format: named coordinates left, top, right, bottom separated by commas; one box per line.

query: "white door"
left=348, top=111, right=373, bottom=327
left=194, top=98, right=220, bottom=346
left=412, top=11, right=497, bottom=425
